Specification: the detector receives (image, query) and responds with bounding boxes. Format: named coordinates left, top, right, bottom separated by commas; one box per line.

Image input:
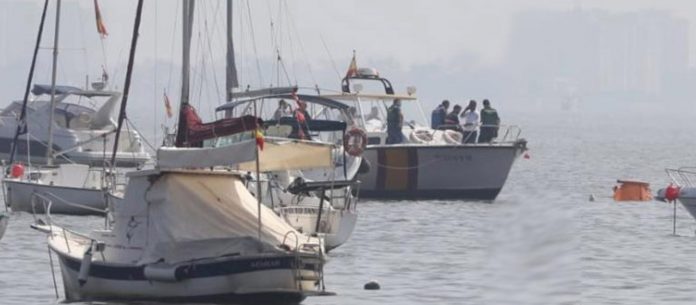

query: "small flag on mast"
left=345, top=50, right=358, bottom=78
left=93, top=0, right=108, bottom=38
left=163, top=91, right=173, bottom=118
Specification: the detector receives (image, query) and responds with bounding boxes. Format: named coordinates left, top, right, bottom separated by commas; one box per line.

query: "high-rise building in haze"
left=506, top=9, right=690, bottom=100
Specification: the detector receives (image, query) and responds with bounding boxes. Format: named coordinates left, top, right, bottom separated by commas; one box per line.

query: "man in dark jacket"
left=386, top=99, right=404, bottom=144
left=431, top=100, right=449, bottom=129
left=478, top=99, right=500, bottom=143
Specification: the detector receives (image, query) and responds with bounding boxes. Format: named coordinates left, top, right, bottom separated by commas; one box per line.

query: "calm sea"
left=2, top=104, right=696, bottom=304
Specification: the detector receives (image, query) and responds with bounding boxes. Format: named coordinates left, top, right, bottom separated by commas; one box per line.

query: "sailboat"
left=3, top=0, right=146, bottom=215
left=33, top=1, right=330, bottom=301
left=212, top=3, right=363, bottom=250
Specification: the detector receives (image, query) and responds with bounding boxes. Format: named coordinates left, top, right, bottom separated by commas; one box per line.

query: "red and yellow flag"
left=345, top=51, right=358, bottom=78
left=255, top=129, right=265, bottom=151
left=163, top=91, right=173, bottom=118
left=94, top=0, right=108, bottom=38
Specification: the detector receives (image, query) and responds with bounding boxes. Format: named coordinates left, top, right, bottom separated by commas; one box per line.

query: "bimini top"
left=320, top=92, right=418, bottom=101
left=216, top=93, right=350, bottom=112
left=32, top=84, right=117, bottom=98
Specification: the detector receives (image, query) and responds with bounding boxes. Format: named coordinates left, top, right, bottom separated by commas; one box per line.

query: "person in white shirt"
left=460, top=100, right=480, bottom=143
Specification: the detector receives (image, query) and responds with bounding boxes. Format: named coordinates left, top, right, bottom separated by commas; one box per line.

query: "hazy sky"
left=3, top=0, right=695, bottom=72
left=1, top=0, right=695, bottom=133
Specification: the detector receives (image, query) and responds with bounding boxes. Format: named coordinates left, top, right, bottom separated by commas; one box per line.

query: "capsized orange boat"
left=613, top=179, right=653, bottom=201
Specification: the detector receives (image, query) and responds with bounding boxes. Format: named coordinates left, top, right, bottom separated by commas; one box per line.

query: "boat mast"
left=226, top=0, right=239, bottom=102
left=8, top=0, right=50, bottom=166
left=174, top=0, right=195, bottom=147
left=109, top=0, right=145, bottom=167
left=46, top=0, right=63, bottom=166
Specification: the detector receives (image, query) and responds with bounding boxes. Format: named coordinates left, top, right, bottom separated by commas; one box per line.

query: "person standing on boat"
left=386, top=99, right=404, bottom=144
left=444, top=104, right=462, bottom=130
left=460, top=100, right=480, bottom=143
left=273, top=99, right=292, bottom=121
left=431, top=100, right=450, bottom=129
left=289, top=101, right=312, bottom=140
left=478, top=99, right=500, bottom=143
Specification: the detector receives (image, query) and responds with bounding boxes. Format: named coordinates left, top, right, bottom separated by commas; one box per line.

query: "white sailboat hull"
left=51, top=241, right=319, bottom=303
left=280, top=207, right=358, bottom=251
left=4, top=180, right=106, bottom=215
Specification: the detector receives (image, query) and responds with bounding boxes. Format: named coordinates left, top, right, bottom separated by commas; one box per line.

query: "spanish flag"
left=255, top=129, right=264, bottom=151
left=345, top=51, right=358, bottom=78
left=163, top=91, right=173, bottom=118
left=94, top=0, right=108, bottom=38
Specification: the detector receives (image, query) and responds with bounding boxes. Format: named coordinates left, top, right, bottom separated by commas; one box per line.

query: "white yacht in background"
left=0, top=84, right=150, bottom=167
left=323, top=68, right=528, bottom=200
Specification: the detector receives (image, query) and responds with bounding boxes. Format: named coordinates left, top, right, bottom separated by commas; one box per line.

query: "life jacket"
left=480, top=107, right=499, bottom=125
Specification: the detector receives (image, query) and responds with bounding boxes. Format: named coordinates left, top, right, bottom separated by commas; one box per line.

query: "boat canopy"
left=216, top=93, right=350, bottom=112
left=31, top=84, right=116, bottom=97
left=320, top=92, right=418, bottom=101
left=136, top=170, right=319, bottom=264
left=157, top=137, right=333, bottom=172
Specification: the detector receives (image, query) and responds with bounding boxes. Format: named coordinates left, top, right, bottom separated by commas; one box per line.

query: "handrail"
left=32, top=191, right=108, bottom=215
left=665, top=167, right=696, bottom=187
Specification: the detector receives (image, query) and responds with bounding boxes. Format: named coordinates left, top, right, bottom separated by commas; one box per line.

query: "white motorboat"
left=323, top=68, right=527, bottom=200
left=0, top=84, right=150, bottom=167
left=0, top=212, right=8, bottom=240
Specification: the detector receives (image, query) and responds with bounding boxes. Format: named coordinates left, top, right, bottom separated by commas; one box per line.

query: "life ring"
left=343, top=128, right=367, bottom=157
left=78, top=112, right=92, bottom=124
left=443, top=130, right=463, bottom=144
left=409, top=129, right=433, bottom=144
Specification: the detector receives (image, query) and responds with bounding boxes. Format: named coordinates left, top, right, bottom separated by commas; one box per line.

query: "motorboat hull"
left=358, top=141, right=526, bottom=200
left=4, top=180, right=106, bottom=215
left=53, top=245, right=318, bottom=304
left=675, top=187, right=696, bottom=220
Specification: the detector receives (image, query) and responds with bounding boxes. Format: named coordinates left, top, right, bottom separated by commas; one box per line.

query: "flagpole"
left=254, top=100, right=262, bottom=241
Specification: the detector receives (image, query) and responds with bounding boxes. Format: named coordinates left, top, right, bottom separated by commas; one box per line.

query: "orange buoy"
left=10, top=163, right=25, bottom=178
left=613, top=179, right=652, bottom=202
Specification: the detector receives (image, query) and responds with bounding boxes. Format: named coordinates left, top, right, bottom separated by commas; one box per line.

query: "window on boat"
left=53, top=103, right=96, bottom=130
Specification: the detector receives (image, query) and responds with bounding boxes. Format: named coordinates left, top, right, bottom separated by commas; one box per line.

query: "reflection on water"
left=2, top=107, right=696, bottom=304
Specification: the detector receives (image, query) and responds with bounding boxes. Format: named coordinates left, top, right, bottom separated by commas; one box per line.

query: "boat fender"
left=443, top=130, right=463, bottom=144
left=343, top=128, right=367, bottom=157
left=358, top=158, right=371, bottom=175
left=10, top=163, right=24, bottom=178
left=665, top=183, right=680, bottom=203
left=409, top=129, right=433, bottom=144
left=144, top=263, right=189, bottom=282
left=78, top=245, right=93, bottom=286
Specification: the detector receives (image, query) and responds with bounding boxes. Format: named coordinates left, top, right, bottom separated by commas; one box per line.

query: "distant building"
left=506, top=9, right=690, bottom=100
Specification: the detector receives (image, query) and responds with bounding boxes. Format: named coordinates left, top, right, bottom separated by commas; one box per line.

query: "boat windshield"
left=334, top=96, right=426, bottom=132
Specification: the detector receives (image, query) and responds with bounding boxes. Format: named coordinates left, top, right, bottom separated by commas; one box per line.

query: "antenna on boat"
left=46, top=0, right=63, bottom=166
left=109, top=0, right=145, bottom=167
left=8, top=0, right=50, bottom=167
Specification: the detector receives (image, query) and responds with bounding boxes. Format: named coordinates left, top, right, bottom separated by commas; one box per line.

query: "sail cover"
left=157, top=138, right=333, bottom=171
left=139, top=171, right=318, bottom=264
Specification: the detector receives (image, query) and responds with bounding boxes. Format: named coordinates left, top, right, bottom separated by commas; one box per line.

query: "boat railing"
left=666, top=167, right=696, bottom=187
left=495, top=124, right=523, bottom=143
